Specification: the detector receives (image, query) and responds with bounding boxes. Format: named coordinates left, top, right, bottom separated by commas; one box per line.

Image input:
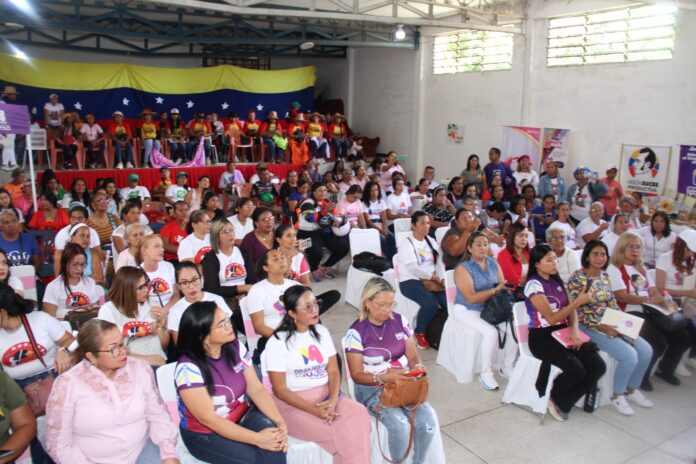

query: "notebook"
left=551, top=327, right=591, bottom=348
left=600, top=308, right=644, bottom=339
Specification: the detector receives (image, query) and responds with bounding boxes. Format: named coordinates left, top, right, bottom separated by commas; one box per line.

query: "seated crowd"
left=1, top=146, right=696, bottom=464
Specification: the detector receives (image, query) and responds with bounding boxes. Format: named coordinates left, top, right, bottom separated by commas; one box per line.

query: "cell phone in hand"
left=297, top=238, right=312, bottom=251
left=585, top=279, right=594, bottom=292
left=405, top=369, right=426, bottom=378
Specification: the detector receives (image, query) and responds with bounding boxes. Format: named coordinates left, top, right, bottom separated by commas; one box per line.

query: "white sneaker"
left=499, top=366, right=513, bottom=379
left=687, top=357, right=696, bottom=370
left=116, top=162, right=123, bottom=169
left=479, top=371, right=499, bottom=391
left=675, top=361, right=692, bottom=377
left=612, top=395, right=634, bottom=416
left=626, top=389, right=653, bottom=408
left=174, top=159, right=183, bottom=166
left=126, top=162, right=134, bottom=168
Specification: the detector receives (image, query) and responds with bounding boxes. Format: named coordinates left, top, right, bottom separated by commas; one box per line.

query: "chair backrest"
left=395, top=231, right=411, bottom=250
left=393, top=217, right=412, bottom=235
left=12, top=265, right=37, bottom=302
left=258, top=349, right=274, bottom=393
left=435, top=226, right=449, bottom=246
left=445, top=270, right=456, bottom=315
left=239, top=296, right=259, bottom=352
left=156, top=362, right=178, bottom=402
left=349, top=228, right=382, bottom=257
left=647, top=267, right=656, bottom=284
left=341, top=336, right=356, bottom=400
left=512, top=302, right=532, bottom=356
left=391, top=255, right=400, bottom=280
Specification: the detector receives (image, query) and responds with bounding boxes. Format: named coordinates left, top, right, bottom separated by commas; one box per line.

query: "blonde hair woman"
left=345, top=277, right=439, bottom=464
left=115, top=223, right=145, bottom=271
left=607, top=231, right=691, bottom=390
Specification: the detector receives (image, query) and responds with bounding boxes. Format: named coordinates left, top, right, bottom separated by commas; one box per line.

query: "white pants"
left=0, top=134, right=16, bottom=166
left=452, top=304, right=517, bottom=374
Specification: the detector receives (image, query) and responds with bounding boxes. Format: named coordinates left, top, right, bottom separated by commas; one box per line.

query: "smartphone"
left=585, top=279, right=594, bottom=292
left=406, top=369, right=426, bottom=378
left=298, top=238, right=312, bottom=251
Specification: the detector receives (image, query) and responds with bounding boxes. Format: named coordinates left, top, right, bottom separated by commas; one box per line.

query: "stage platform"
left=37, top=163, right=304, bottom=191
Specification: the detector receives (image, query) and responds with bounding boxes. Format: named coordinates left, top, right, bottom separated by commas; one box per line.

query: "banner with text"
left=501, top=126, right=541, bottom=172
left=677, top=145, right=696, bottom=198
left=619, top=144, right=671, bottom=196
left=541, top=128, right=570, bottom=176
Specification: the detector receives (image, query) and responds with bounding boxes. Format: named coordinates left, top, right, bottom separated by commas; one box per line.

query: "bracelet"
left=374, top=373, right=384, bottom=385
left=413, top=363, right=425, bottom=371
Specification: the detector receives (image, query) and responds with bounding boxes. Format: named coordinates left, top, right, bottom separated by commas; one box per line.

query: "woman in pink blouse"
left=45, top=319, right=179, bottom=464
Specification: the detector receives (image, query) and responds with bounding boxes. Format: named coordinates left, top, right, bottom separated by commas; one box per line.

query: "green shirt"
left=0, top=371, right=27, bottom=446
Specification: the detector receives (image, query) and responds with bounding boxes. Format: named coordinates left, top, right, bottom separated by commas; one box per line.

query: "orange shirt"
left=4, top=182, right=24, bottom=202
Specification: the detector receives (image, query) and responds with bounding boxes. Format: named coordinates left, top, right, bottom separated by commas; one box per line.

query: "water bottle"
left=663, top=291, right=677, bottom=311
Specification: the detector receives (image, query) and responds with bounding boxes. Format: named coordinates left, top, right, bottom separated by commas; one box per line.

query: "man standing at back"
left=599, top=163, right=623, bottom=220
left=483, top=147, right=516, bottom=197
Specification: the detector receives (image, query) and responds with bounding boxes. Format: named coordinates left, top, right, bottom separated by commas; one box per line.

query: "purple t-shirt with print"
left=524, top=275, right=569, bottom=329
left=345, top=313, right=412, bottom=374
left=175, top=339, right=251, bottom=433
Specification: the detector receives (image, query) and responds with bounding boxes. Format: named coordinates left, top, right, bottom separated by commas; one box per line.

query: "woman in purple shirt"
left=345, top=277, right=439, bottom=464
left=524, top=243, right=605, bottom=422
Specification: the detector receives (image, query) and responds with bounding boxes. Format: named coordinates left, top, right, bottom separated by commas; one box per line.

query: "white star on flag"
left=155, top=97, right=164, bottom=104
left=256, top=103, right=264, bottom=111
left=31, top=107, right=37, bottom=115
left=187, top=100, right=194, bottom=108
left=122, top=97, right=130, bottom=106
left=221, top=102, right=229, bottom=110
left=73, top=102, right=82, bottom=110
left=284, top=111, right=289, bottom=118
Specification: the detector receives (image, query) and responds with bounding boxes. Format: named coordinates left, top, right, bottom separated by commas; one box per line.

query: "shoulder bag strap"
left=140, top=264, right=164, bottom=307
left=20, top=314, right=48, bottom=369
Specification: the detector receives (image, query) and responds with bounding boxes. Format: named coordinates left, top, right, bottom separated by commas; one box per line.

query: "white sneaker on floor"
left=116, top=162, right=123, bottom=169
left=174, top=159, right=183, bottom=166
left=126, top=162, right=134, bottom=168
left=626, top=389, right=653, bottom=408
left=479, top=371, right=499, bottom=391
left=675, top=362, right=691, bottom=377
left=612, top=395, right=634, bottom=416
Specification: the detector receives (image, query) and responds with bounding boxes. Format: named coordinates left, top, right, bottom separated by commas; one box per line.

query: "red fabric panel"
left=38, top=164, right=305, bottom=192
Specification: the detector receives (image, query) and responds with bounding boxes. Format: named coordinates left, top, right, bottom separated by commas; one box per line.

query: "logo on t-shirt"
left=194, top=247, right=212, bottom=265
left=2, top=342, right=47, bottom=367
left=286, top=270, right=300, bottom=282
left=176, top=189, right=187, bottom=200
left=66, top=292, right=90, bottom=308
left=272, top=300, right=286, bottom=315
left=127, top=190, right=140, bottom=199
left=150, top=278, right=170, bottom=295
left=300, top=345, right=323, bottom=365
left=122, top=321, right=152, bottom=338
left=224, top=263, right=246, bottom=281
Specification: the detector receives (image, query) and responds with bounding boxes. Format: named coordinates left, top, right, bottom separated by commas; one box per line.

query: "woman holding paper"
left=567, top=240, right=653, bottom=416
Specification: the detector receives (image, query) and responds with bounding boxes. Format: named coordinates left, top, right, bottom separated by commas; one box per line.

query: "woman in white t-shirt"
left=97, top=267, right=168, bottom=367
left=608, top=231, right=691, bottom=390
left=265, top=285, right=370, bottom=462
left=638, top=212, right=677, bottom=269
left=115, top=223, right=145, bottom=271
left=139, top=235, right=179, bottom=311
left=227, top=197, right=255, bottom=247
left=178, top=210, right=212, bottom=265
left=385, top=177, right=413, bottom=230
left=0, top=285, right=75, bottom=389
left=167, top=262, right=233, bottom=344
left=512, top=154, right=539, bottom=192
left=0, top=248, right=25, bottom=296
left=111, top=202, right=153, bottom=254
left=43, top=244, right=103, bottom=320
left=550, top=201, right=577, bottom=249
left=361, top=181, right=396, bottom=259
left=602, top=213, right=630, bottom=256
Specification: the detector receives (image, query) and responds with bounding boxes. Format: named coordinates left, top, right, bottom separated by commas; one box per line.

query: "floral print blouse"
left=567, top=269, right=620, bottom=329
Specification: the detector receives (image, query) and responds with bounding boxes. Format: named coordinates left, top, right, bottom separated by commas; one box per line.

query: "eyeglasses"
left=260, top=216, right=275, bottom=223
left=177, top=276, right=201, bottom=288
left=627, top=244, right=643, bottom=251
left=95, top=198, right=110, bottom=204
left=197, top=219, right=212, bottom=225
left=221, top=228, right=235, bottom=235
left=548, top=235, right=565, bottom=241
left=137, top=283, right=149, bottom=292
left=372, top=301, right=397, bottom=311
left=214, top=319, right=233, bottom=330
left=298, top=299, right=322, bottom=313
left=94, top=342, right=126, bottom=357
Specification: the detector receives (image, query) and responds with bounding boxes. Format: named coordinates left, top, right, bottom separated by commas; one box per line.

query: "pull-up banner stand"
left=0, top=103, right=36, bottom=211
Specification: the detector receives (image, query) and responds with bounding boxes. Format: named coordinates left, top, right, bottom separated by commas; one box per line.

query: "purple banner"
left=0, top=104, right=30, bottom=135
left=678, top=145, right=696, bottom=198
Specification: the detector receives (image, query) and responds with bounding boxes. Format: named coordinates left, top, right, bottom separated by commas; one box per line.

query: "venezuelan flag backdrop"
left=0, top=54, right=316, bottom=121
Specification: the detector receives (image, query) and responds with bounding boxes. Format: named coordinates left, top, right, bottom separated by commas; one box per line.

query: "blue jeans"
left=331, top=137, right=350, bottom=159
left=378, top=229, right=397, bottom=261
left=187, top=138, right=211, bottom=161
left=580, top=324, right=653, bottom=394
left=309, top=140, right=329, bottom=160
left=180, top=408, right=286, bottom=464
left=354, top=383, right=437, bottom=464
left=114, top=141, right=133, bottom=164
left=169, top=141, right=187, bottom=160
left=83, top=141, right=103, bottom=165
left=399, top=279, right=447, bottom=334
left=135, top=439, right=161, bottom=464
left=142, top=139, right=161, bottom=166
left=262, top=136, right=284, bottom=162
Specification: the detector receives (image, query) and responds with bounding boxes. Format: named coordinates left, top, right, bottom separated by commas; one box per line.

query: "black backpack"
left=352, top=252, right=392, bottom=275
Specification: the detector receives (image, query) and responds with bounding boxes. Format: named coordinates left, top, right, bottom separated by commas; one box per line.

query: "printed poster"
left=501, top=126, right=541, bottom=171
left=619, top=144, right=671, bottom=196
left=446, top=123, right=464, bottom=144
left=677, top=145, right=696, bottom=198
left=541, top=128, right=570, bottom=176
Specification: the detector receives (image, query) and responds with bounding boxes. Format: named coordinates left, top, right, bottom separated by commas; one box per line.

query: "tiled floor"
left=315, top=275, right=696, bottom=464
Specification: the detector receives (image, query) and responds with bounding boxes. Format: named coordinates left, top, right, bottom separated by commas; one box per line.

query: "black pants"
left=629, top=311, right=691, bottom=379
left=296, top=229, right=350, bottom=271
left=529, top=325, right=606, bottom=413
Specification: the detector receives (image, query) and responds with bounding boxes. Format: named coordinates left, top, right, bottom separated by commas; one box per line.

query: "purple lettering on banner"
left=677, top=145, right=696, bottom=198
left=0, top=104, right=31, bottom=135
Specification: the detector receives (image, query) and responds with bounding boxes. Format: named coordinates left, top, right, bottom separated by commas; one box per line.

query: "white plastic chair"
left=393, top=217, right=412, bottom=235
left=436, top=270, right=512, bottom=383
left=501, top=302, right=561, bottom=421
left=395, top=231, right=412, bottom=250
left=239, top=296, right=259, bottom=353
left=434, top=227, right=449, bottom=246
left=349, top=228, right=382, bottom=257
left=341, top=337, right=447, bottom=464
left=345, top=228, right=397, bottom=309
left=391, top=255, right=421, bottom=329
left=12, top=265, right=37, bottom=302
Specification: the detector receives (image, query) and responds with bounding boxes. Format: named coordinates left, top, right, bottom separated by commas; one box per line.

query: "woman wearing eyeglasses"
left=43, top=243, right=103, bottom=320
left=345, top=277, right=438, bottom=464
left=97, top=267, right=168, bottom=368
left=112, top=200, right=154, bottom=255
left=178, top=210, right=213, bottom=265
left=167, top=262, right=233, bottom=344
left=240, top=207, right=277, bottom=281
left=265, top=285, right=371, bottom=463
left=45, top=319, right=180, bottom=464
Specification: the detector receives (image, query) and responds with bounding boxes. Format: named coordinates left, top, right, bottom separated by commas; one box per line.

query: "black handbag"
left=481, top=290, right=517, bottom=348
left=352, top=252, right=392, bottom=275
left=641, top=305, right=690, bottom=333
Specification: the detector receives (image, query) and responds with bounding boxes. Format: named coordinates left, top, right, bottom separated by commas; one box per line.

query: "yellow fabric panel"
left=0, top=54, right=316, bottom=94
